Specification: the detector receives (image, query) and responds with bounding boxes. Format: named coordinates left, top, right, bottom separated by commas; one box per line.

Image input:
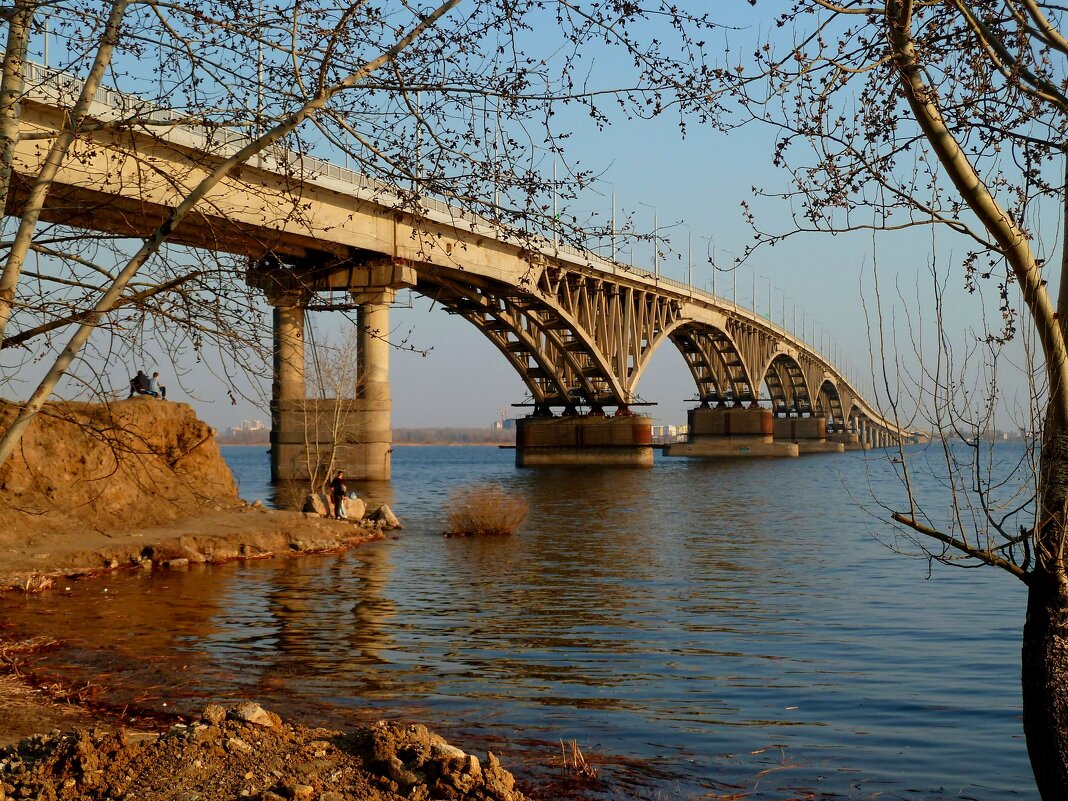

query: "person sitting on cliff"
left=129, top=370, right=158, bottom=398
left=148, top=371, right=166, bottom=400
left=329, top=470, right=347, bottom=520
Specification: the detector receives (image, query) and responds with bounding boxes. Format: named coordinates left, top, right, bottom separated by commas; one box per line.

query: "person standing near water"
left=329, top=470, right=346, bottom=519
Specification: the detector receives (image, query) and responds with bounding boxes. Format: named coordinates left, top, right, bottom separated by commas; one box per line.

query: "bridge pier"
left=828, top=430, right=863, bottom=450
left=515, top=414, right=654, bottom=467
left=663, top=407, right=799, bottom=458
left=263, top=283, right=396, bottom=484
left=772, top=415, right=844, bottom=454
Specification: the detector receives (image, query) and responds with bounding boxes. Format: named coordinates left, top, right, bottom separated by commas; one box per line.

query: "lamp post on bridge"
left=639, top=201, right=658, bottom=278
left=677, top=223, right=694, bottom=287
left=700, top=235, right=716, bottom=295
left=553, top=160, right=559, bottom=249
left=755, top=274, right=771, bottom=320
left=687, top=229, right=693, bottom=287
left=594, top=179, right=617, bottom=261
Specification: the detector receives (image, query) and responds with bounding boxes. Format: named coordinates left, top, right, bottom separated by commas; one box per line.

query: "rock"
left=228, top=702, right=281, bottom=729
left=163, top=558, right=189, bottom=569
left=430, top=743, right=467, bottom=762
left=202, top=704, right=226, bottom=725
left=341, top=496, right=365, bottom=522
left=251, top=499, right=263, bottom=508
left=290, top=784, right=314, bottom=801
left=483, top=752, right=516, bottom=796
left=368, top=505, right=401, bottom=529
left=386, top=754, right=422, bottom=787
left=225, top=737, right=254, bottom=755
left=301, top=494, right=329, bottom=517
left=319, top=794, right=344, bottom=801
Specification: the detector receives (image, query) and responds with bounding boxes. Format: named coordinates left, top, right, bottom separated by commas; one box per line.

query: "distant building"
left=219, top=419, right=269, bottom=444
left=652, top=424, right=685, bottom=443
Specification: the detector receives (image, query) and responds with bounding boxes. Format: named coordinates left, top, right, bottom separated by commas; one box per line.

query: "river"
left=0, top=444, right=1036, bottom=799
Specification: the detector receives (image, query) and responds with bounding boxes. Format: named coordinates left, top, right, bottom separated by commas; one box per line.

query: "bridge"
left=8, top=61, right=917, bottom=480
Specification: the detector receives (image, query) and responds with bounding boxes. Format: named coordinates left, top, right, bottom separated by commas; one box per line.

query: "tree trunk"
left=1028, top=425, right=1068, bottom=799
left=1023, top=570, right=1068, bottom=798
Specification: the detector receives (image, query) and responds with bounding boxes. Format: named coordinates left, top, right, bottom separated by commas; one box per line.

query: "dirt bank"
left=0, top=398, right=391, bottom=590
left=0, top=397, right=238, bottom=540
left=0, top=702, right=537, bottom=801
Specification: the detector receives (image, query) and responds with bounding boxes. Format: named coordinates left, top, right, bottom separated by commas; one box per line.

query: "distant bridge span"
left=9, top=62, right=916, bottom=478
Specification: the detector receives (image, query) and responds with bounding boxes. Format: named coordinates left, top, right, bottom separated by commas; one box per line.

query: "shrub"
left=444, top=484, right=528, bottom=536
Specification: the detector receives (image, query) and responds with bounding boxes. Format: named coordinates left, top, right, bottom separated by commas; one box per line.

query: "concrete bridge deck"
left=8, top=60, right=918, bottom=479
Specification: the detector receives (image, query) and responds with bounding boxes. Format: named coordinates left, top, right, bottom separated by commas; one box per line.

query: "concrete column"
left=343, top=289, right=394, bottom=481
left=273, top=304, right=305, bottom=403
left=269, top=297, right=309, bottom=482
left=358, top=295, right=391, bottom=392
left=856, top=419, right=869, bottom=449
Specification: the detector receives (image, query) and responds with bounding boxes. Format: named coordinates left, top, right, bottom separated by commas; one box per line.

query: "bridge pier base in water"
left=773, top=416, right=844, bottom=454
left=515, top=415, right=654, bottom=467
left=828, top=431, right=865, bottom=451
left=663, top=407, right=799, bottom=458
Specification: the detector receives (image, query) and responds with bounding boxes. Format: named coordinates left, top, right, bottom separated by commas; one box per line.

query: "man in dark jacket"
left=329, top=470, right=346, bottom=519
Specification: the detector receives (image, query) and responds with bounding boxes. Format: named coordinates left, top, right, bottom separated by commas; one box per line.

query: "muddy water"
left=0, top=445, right=1035, bottom=799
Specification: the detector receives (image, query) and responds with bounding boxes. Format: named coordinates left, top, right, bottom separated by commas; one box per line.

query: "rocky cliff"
left=0, top=398, right=238, bottom=540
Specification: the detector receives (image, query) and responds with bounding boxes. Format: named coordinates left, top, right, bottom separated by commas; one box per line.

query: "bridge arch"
left=415, top=270, right=635, bottom=411
left=759, top=353, right=812, bottom=414
left=844, top=401, right=865, bottom=432
left=814, top=379, right=846, bottom=430
left=665, top=321, right=755, bottom=404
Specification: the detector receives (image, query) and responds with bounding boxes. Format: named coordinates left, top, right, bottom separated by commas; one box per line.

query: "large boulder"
left=369, top=504, right=402, bottom=530
left=301, top=493, right=330, bottom=516
left=342, top=495, right=366, bottom=521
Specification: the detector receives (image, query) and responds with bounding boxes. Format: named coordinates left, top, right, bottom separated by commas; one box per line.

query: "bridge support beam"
left=663, top=407, right=798, bottom=458
left=772, top=416, right=844, bottom=454
left=515, top=415, right=654, bottom=467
